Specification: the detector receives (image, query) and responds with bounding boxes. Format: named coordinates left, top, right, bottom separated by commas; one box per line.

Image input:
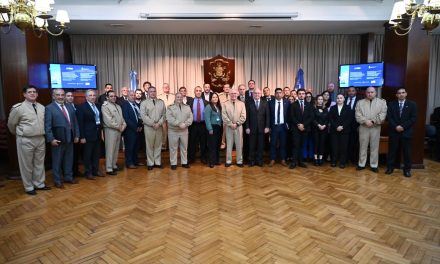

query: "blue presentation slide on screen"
left=50, top=64, right=97, bottom=89
left=339, top=63, right=384, bottom=88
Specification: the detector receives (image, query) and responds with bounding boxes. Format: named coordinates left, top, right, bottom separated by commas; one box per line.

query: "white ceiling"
left=50, top=0, right=439, bottom=35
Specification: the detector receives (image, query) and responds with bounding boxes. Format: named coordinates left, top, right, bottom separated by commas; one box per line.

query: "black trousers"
left=314, top=129, right=327, bottom=156
left=207, top=125, right=221, bottom=165
left=387, top=134, right=412, bottom=170
left=73, top=142, right=80, bottom=177
left=248, top=132, right=265, bottom=163
left=347, top=127, right=359, bottom=164
left=293, top=130, right=307, bottom=163
left=331, top=133, right=349, bottom=165
left=83, top=139, right=101, bottom=176
left=189, top=122, right=207, bottom=162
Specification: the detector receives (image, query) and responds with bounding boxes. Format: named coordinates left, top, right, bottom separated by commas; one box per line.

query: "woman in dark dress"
left=204, top=93, right=222, bottom=168
left=313, top=95, right=328, bottom=166
left=328, top=94, right=352, bottom=168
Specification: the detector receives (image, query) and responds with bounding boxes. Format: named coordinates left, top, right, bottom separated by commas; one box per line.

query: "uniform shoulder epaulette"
left=12, top=103, right=22, bottom=108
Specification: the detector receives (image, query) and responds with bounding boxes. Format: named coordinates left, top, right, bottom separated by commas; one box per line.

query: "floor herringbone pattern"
left=1, top=159, right=440, bottom=263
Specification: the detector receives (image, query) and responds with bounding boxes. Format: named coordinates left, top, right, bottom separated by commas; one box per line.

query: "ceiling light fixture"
left=139, top=13, right=298, bottom=21
left=389, top=0, right=440, bottom=36
left=0, top=0, right=70, bottom=36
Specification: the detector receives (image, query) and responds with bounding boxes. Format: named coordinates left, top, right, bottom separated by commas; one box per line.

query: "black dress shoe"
left=298, top=162, right=307, bottom=168
left=209, top=164, right=214, bottom=168
left=339, top=164, right=345, bottom=169
left=314, top=160, right=319, bottom=166
left=155, top=164, right=163, bottom=169
left=289, top=163, right=297, bottom=169
left=248, top=162, right=255, bottom=167
left=106, top=171, right=117, bottom=176
left=147, top=166, right=154, bottom=170
left=385, top=168, right=394, bottom=175
left=257, top=162, right=263, bottom=167
left=171, top=165, right=177, bottom=170
left=370, top=167, right=379, bottom=173
left=330, top=163, right=337, bottom=167
left=236, top=163, right=244, bottom=168
left=356, top=166, right=365, bottom=170
left=113, top=167, right=120, bottom=172
left=35, top=186, right=51, bottom=191
left=225, top=163, right=232, bottom=167
left=26, top=190, right=37, bottom=195
left=182, top=164, right=190, bottom=168
left=403, top=170, right=411, bottom=177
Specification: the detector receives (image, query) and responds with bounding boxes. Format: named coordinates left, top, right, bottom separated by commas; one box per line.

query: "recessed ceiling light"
left=249, top=25, right=263, bottom=28
left=109, top=23, right=126, bottom=28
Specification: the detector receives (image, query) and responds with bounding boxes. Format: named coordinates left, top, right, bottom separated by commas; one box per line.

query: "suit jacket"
left=45, top=102, right=79, bottom=143
left=101, top=101, right=126, bottom=130
left=355, top=97, right=387, bottom=127
left=289, top=100, right=314, bottom=132
left=245, top=90, right=254, bottom=101
left=222, top=100, right=247, bottom=127
left=183, top=96, right=194, bottom=106
left=122, top=101, right=142, bottom=133
left=346, top=96, right=360, bottom=129
left=387, top=100, right=417, bottom=138
left=202, top=92, right=213, bottom=102
left=263, top=95, right=275, bottom=102
left=187, top=97, right=208, bottom=121
left=328, top=105, right=352, bottom=134
left=77, top=101, right=102, bottom=141
left=431, top=106, right=440, bottom=129
left=245, top=99, right=270, bottom=134
left=269, top=99, right=289, bottom=129
left=116, top=96, right=128, bottom=106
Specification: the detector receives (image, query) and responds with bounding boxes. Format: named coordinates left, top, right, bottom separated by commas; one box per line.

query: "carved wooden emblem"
left=203, top=55, right=235, bottom=93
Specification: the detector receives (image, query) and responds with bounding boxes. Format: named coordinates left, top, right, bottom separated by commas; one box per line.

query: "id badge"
left=216, top=117, right=221, bottom=122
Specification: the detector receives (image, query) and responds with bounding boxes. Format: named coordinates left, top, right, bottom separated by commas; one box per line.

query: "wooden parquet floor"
left=1, top=157, right=440, bottom=264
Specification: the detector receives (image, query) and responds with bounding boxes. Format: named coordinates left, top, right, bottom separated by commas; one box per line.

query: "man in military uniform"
left=102, top=91, right=126, bottom=175
left=219, top=83, right=231, bottom=149
left=7, top=85, right=51, bottom=195
left=158, top=83, right=175, bottom=150
left=166, top=93, right=193, bottom=170
left=140, top=86, right=167, bottom=170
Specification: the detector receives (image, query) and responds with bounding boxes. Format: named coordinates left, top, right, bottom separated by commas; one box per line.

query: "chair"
left=425, top=124, right=437, bottom=158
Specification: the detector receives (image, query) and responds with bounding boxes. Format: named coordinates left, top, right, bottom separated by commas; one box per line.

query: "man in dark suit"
left=202, top=83, right=213, bottom=102
left=77, top=89, right=103, bottom=180
left=289, top=88, right=314, bottom=168
left=245, top=88, right=270, bottom=166
left=45, top=89, right=80, bottom=188
left=431, top=106, right=440, bottom=161
left=141, top=81, right=151, bottom=100
left=179, top=86, right=193, bottom=106
left=122, top=91, right=143, bottom=169
left=116, top=86, right=129, bottom=106
left=346, top=86, right=360, bottom=164
left=66, top=91, right=80, bottom=178
left=268, top=88, right=289, bottom=166
left=385, top=88, right=417, bottom=177
left=245, top=79, right=256, bottom=101
left=98, top=83, right=113, bottom=104
left=187, top=86, right=208, bottom=163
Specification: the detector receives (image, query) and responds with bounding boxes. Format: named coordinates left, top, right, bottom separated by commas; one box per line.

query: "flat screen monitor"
left=338, top=62, right=384, bottom=88
left=49, top=63, right=97, bottom=89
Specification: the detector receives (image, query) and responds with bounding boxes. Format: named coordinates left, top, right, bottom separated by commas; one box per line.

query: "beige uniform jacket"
left=7, top=100, right=45, bottom=137
left=140, top=98, right=166, bottom=127
left=158, top=93, right=176, bottom=108
left=222, top=100, right=246, bottom=127
left=219, top=92, right=230, bottom=105
left=102, top=101, right=126, bottom=130
left=355, top=97, right=387, bottom=127
left=166, top=103, right=193, bottom=132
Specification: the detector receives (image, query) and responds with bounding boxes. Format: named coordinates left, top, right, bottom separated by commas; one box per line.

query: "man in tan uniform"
left=166, top=93, right=193, bottom=170
left=140, top=86, right=166, bottom=170
left=219, top=83, right=231, bottom=149
left=222, top=88, right=247, bottom=167
left=355, top=86, right=387, bottom=172
left=7, top=85, right=50, bottom=195
left=102, top=91, right=126, bottom=175
left=158, top=83, right=175, bottom=150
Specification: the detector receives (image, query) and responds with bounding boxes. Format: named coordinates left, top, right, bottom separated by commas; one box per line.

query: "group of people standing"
left=6, top=80, right=417, bottom=195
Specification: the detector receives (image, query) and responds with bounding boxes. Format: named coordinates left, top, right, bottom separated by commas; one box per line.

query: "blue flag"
left=129, top=70, right=137, bottom=91
left=294, top=68, right=305, bottom=89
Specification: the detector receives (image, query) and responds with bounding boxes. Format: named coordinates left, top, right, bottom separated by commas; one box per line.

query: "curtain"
left=70, top=34, right=360, bottom=97
left=0, top=39, right=5, bottom=120
left=428, top=35, right=440, bottom=123
left=373, top=34, right=384, bottom=62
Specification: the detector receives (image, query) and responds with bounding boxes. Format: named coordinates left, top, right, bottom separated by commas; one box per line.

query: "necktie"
left=92, top=103, right=100, bottom=124
left=399, top=102, right=403, bottom=117
left=132, top=103, right=140, bottom=122
left=300, top=101, right=304, bottom=113
left=277, top=101, right=281, bottom=124
left=166, top=94, right=168, bottom=101
left=256, top=100, right=259, bottom=110
left=196, top=99, right=201, bottom=122
left=153, top=99, right=156, bottom=105
left=348, top=97, right=353, bottom=109
left=60, top=104, right=71, bottom=127
left=179, top=104, right=181, bottom=111
left=32, top=103, right=37, bottom=114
